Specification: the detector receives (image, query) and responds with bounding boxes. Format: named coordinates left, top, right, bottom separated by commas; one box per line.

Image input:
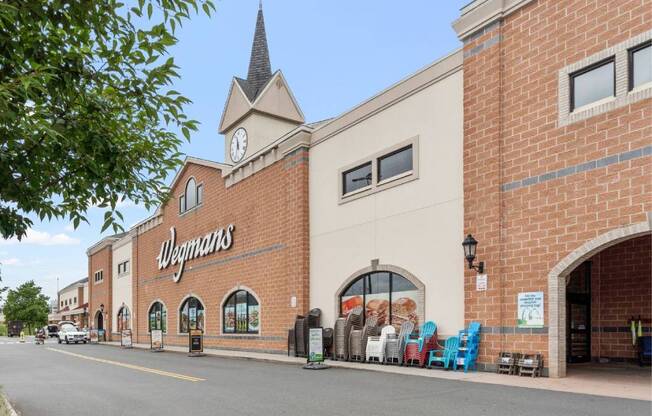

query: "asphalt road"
left=0, top=336, right=650, bottom=416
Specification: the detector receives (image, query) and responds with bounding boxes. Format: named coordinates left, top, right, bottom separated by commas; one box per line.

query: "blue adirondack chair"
left=406, top=321, right=436, bottom=352
left=427, top=336, right=459, bottom=369
left=453, top=322, right=481, bottom=373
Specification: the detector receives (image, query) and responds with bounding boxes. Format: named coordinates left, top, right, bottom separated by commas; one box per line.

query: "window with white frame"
left=340, top=138, right=418, bottom=201
left=558, top=31, right=652, bottom=126
left=629, top=41, right=651, bottom=90
left=117, top=260, right=130, bottom=276
left=179, top=178, right=203, bottom=214
left=570, top=58, right=615, bottom=110
left=94, top=270, right=103, bottom=283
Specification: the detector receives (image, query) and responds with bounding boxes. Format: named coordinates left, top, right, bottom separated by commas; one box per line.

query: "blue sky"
left=0, top=1, right=465, bottom=301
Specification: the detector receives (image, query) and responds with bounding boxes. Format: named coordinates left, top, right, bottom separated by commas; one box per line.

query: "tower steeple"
left=246, top=2, right=272, bottom=98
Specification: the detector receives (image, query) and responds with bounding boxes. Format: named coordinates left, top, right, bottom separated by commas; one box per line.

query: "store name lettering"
left=156, top=225, right=235, bottom=282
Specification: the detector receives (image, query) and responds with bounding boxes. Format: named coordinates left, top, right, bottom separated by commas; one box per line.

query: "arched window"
left=179, top=297, right=204, bottom=333
left=117, top=306, right=131, bottom=332
left=148, top=302, right=167, bottom=333
left=340, top=271, right=419, bottom=328
left=185, top=178, right=197, bottom=210
left=223, top=290, right=259, bottom=334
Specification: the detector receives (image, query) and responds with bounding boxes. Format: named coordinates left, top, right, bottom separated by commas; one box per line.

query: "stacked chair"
left=366, top=324, right=396, bottom=363
left=294, top=315, right=308, bottom=357
left=427, top=336, right=459, bottom=369
left=517, top=353, right=543, bottom=377
left=384, top=321, right=414, bottom=365
left=333, top=306, right=363, bottom=361
left=322, top=327, right=334, bottom=358
left=349, top=315, right=379, bottom=362
left=404, top=321, right=440, bottom=367
left=307, top=308, right=321, bottom=329
left=452, top=321, right=481, bottom=372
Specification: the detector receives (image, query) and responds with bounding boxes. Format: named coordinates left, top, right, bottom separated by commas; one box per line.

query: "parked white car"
left=58, top=324, right=87, bottom=344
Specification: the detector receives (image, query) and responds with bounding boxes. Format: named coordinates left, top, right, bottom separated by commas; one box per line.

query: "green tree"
left=0, top=0, right=215, bottom=239
left=3, top=280, right=50, bottom=333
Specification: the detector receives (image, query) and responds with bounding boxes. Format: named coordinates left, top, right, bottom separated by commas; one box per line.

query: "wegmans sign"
left=156, top=225, right=235, bottom=282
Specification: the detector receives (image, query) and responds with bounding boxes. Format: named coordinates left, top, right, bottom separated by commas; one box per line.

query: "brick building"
left=115, top=4, right=312, bottom=353
left=84, top=1, right=650, bottom=376
left=453, top=0, right=651, bottom=377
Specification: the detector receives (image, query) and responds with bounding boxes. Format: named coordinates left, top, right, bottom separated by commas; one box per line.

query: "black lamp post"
left=462, top=234, right=484, bottom=274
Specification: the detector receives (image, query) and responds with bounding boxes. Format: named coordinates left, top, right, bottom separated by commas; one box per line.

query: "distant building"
left=48, top=277, right=89, bottom=327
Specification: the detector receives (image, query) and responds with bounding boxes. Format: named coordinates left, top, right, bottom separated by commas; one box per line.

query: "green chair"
left=427, top=336, right=459, bottom=369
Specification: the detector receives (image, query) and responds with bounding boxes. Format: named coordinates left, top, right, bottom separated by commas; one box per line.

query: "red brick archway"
left=548, top=219, right=652, bottom=377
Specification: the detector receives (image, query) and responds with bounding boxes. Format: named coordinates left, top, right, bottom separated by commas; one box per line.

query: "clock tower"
left=218, top=3, right=305, bottom=165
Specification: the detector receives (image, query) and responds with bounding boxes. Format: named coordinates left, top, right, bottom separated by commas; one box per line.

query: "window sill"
left=341, top=185, right=373, bottom=199
left=220, top=332, right=260, bottom=337
left=628, top=82, right=652, bottom=95
left=377, top=170, right=414, bottom=187
left=178, top=202, right=203, bottom=218
left=570, top=96, right=616, bottom=114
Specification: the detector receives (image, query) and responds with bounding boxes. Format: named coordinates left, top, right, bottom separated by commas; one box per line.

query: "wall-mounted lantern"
left=462, top=234, right=484, bottom=274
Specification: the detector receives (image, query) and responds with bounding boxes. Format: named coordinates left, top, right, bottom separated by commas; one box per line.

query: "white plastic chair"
left=366, top=325, right=396, bottom=363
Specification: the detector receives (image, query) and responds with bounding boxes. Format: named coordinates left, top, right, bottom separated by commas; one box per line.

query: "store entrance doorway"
left=95, top=311, right=104, bottom=331
left=566, top=262, right=591, bottom=363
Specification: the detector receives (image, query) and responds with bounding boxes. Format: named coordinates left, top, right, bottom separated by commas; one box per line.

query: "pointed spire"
left=247, top=2, right=272, bottom=98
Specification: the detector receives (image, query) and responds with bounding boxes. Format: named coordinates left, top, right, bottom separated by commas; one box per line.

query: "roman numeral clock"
left=230, top=127, right=248, bottom=163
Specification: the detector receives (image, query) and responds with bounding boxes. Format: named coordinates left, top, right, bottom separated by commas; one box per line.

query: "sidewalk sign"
left=121, top=329, right=133, bottom=348
left=303, top=327, right=329, bottom=370
left=98, top=329, right=105, bottom=342
left=150, top=329, right=164, bottom=352
left=89, top=329, right=99, bottom=344
left=188, top=329, right=204, bottom=357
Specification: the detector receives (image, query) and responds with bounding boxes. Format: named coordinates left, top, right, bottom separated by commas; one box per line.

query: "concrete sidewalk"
left=104, top=341, right=652, bottom=401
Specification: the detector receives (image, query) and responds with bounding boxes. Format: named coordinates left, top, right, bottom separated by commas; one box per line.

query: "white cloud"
left=0, top=229, right=80, bottom=246
left=0, top=258, right=20, bottom=266
left=64, top=223, right=75, bottom=232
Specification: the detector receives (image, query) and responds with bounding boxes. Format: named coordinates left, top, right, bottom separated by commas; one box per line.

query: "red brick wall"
left=590, top=235, right=652, bottom=360
left=133, top=148, right=309, bottom=353
left=462, top=0, right=652, bottom=369
left=88, top=246, right=112, bottom=337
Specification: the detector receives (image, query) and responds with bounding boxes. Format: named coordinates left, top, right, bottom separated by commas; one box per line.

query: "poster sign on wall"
left=151, top=329, right=163, bottom=351
left=89, top=329, right=99, bottom=344
left=517, top=292, right=544, bottom=328
left=476, top=274, right=488, bottom=291
left=189, top=329, right=203, bottom=355
left=121, top=329, right=133, bottom=348
left=308, top=328, right=324, bottom=363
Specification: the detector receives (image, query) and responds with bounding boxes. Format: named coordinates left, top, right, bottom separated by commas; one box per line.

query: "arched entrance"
left=548, top=219, right=652, bottom=378
left=95, top=310, right=104, bottom=331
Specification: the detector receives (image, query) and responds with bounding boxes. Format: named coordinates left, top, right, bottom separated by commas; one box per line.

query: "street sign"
left=189, top=329, right=203, bottom=356
left=151, top=329, right=164, bottom=352
left=121, top=329, right=133, bottom=348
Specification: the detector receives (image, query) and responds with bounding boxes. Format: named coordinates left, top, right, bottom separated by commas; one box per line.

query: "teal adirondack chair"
left=406, top=321, right=436, bottom=351
left=427, top=336, right=459, bottom=369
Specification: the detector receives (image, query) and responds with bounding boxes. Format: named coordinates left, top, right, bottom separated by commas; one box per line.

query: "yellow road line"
left=46, top=348, right=205, bottom=382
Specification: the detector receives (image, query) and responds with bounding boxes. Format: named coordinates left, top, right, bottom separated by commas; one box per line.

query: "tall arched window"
left=340, top=271, right=419, bottom=328
left=117, top=306, right=131, bottom=332
left=149, top=302, right=167, bottom=333
left=185, top=178, right=197, bottom=210
left=179, top=297, right=204, bottom=333
left=223, top=290, right=259, bottom=334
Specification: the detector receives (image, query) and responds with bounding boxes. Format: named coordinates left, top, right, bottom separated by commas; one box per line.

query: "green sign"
left=308, top=327, right=324, bottom=363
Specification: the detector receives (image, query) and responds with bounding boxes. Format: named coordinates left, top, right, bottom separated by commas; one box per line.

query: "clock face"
left=230, top=128, right=248, bottom=163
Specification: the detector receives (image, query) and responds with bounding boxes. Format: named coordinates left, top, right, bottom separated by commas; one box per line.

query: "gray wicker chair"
left=349, top=314, right=379, bottom=362
left=334, top=306, right=363, bottom=361
left=384, top=321, right=414, bottom=365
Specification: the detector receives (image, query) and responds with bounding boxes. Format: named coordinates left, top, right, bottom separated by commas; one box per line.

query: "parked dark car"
left=47, top=325, right=59, bottom=338
left=7, top=321, right=23, bottom=337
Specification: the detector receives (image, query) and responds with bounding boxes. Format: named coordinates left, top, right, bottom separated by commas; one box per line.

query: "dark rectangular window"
left=570, top=58, right=615, bottom=110
left=342, top=162, right=372, bottom=195
left=629, top=41, right=652, bottom=90
left=378, top=145, right=413, bottom=182
left=196, top=184, right=203, bottom=205
left=179, top=195, right=186, bottom=214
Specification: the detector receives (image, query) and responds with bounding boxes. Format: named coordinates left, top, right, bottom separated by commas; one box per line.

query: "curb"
left=1, top=392, right=18, bottom=416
